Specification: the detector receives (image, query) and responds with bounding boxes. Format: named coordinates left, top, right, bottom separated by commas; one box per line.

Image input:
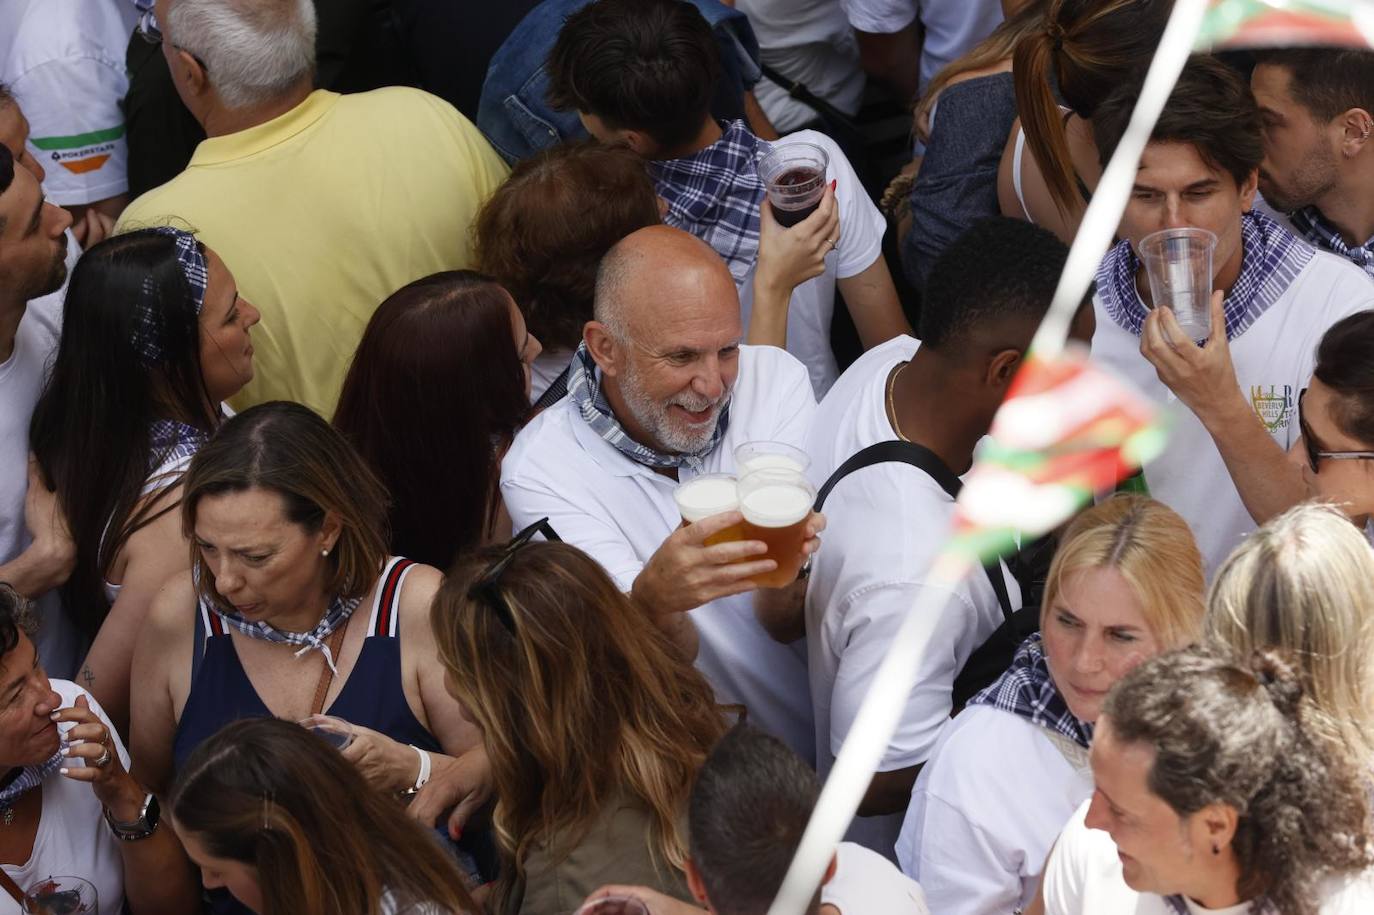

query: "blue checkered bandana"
left=650, top=120, right=770, bottom=285
left=148, top=419, right=211, bottom=475
left=1290, top=206, right=1374, bottom=279
left=0, top=744, right=65, bottom=814
left=1161, top=896, right=1274, bottom=914
left=565, top=343, right=730, bottom=473
left=968, top=633, right=1094, bottom=749
left=134, top=226, right=208, bottom=368
left=1097, top=210, right=1313, bottom=340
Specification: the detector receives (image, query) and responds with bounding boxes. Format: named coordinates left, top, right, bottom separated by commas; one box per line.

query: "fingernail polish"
left=68, top=739, right=84, bottom=747
left=48, top=711, right=59, bottom=720
left=58, top=768, right=68, bottom=776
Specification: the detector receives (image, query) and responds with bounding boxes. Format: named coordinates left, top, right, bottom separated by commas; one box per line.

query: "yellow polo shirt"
left=117, top=88, right=509, bottom=415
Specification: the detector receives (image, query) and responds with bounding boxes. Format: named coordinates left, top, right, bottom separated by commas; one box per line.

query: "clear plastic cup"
left=734, top=441, right=811, bottom=478
left=1138, top=227, right=1217, bottom=342
left=758, top=143, right=830, bottom=228
left=575, top=896, right=651, bottom=915
left=299, top=714, right=355, bottom=751
left=23, top=876, right=97, bottom=914
left=738, top=467, right=816, bottom=588
left=673, top=473, right=745, bottom=547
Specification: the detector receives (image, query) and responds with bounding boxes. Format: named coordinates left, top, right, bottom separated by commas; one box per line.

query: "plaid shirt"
left=1290, top=206, right=1374, bottom=280
left=968, top=633, right=1094, bottom=749
left=650, top=120, right=769, bottom=285
left=565, top=343, right=729, bottom=472
left=1097, top=210, right=1313, bottom=340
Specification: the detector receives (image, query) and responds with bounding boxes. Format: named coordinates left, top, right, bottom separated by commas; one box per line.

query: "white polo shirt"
left=500, top=345, right=818, bottom=762
left=897, top=705, right=1093, bottom=915
left=838, top=0, right=1003, bottom=91
left=1091, top=247, right=1374, bottom=574
left=805, top=335, right=1018, bottom=858
left=823, top=842, right=930, bottom=915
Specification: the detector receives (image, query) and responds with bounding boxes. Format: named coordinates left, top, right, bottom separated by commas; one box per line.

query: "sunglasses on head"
left=467, top=517, right=561, bottom=634
left=1298, top=387, right=1374, bottom=474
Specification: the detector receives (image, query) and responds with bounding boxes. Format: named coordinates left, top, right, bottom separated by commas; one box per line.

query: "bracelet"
left=411, top=745, right=432, bottom=792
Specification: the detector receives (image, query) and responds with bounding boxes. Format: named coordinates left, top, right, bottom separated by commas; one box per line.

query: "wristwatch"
left=104, top=791, right=160, bottom=841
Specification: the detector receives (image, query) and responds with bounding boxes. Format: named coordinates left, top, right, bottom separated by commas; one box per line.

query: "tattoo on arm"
left=81, top=667, right=94, bottom=688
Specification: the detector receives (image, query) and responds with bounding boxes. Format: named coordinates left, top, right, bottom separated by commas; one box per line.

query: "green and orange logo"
left=31, top=125, right=125, bottom=175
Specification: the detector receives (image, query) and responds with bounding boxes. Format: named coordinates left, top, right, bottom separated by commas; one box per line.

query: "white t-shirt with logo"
left=1090, top=249, right=1374, bottom=574
left=897, top=705, right=1093, bottom=915
left=838, top=0, right=1003, bottom=91
left=0, top=0, right=136, bottom=206
left=804, top=335, right=1019, bottom=858
left=1044, top=801, right=1374, bottom=915
left=822, top=842, right=931, bottom=915
left=738, top=129, right=886, bottom=398
left=0, top=680, right=128, bottom=915
left=500, top=345, right=818, bottom=762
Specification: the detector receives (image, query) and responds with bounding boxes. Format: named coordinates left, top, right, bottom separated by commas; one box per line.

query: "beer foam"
left=739, top=453, right=806, bottom=475
left=741, top=483, right=812, bottom=527
left=675, top=476, right=739, bottom=522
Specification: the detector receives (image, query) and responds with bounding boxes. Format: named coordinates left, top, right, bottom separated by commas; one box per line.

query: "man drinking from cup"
left=500, top=224, right=824, bottom=762
left=1088, top=55, right=1374, bottom=574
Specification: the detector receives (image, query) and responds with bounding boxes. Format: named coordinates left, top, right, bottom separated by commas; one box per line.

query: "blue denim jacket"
left=477, top=0, right=761, bottom=163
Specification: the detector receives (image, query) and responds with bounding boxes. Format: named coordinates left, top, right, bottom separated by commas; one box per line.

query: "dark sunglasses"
left=1298, top=388, right=1374, bottom=474
left=467, top=517, right=561, bottom=633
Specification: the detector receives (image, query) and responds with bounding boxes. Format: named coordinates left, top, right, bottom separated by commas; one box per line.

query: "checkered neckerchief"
left=650, top=120, right=770, bottom=285
left=1097, top=210, right=1313, bottom=340
left=1290, top=206, right=1374, bottom=280
left=148, top=419, right=210, bottom=474
left=967, top=632, right=1094, bottom=749
left=565, top=343, right=729, bottom=473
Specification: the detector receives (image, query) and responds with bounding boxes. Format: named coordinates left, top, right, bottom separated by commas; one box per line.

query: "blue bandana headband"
left=133, top=226, right=209, bottom=368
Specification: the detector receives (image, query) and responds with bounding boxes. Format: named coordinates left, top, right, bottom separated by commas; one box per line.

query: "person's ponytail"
left=1012, top=23, right=1078, bottom=218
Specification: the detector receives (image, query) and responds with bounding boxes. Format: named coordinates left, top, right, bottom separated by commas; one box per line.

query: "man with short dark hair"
left=794, top=217, right=1093, bottom=858
left=1090, top=55, right=1374, bottom=572
left=547, top=0, right=911, bottom=397
left=1251, top=48, right=1374, bottom=278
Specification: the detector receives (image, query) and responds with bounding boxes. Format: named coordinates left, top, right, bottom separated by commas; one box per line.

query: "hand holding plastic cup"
left=672, top=473, right=746, bottom=548
left=738, top=467, right=816, bottom=588
left=735, top=441, right=811, bottom=477
left=758, top=143, right=830, bottom=228
left=575, top=896, right=651, bottom=915
left=299, top=714, right=355, bottom=751
left=1138, top=227, right=1217, bottom=343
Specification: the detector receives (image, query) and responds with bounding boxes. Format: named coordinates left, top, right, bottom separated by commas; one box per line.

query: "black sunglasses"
left=1298, top=387, right=1374, bottom=474
left=467, top=517, right=561, bottom=633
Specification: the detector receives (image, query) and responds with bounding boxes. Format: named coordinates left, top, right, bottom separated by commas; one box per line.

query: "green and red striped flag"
left=1197, top=0, right=1374, bottom=49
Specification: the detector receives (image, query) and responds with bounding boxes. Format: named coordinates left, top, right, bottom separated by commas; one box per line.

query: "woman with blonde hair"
left=1206, top=502, right=1374, bottom=765
left=431, top=534, right=728, bottom=914
left=172, top=717, right=475, bottom=915
left=896, top=494, right=1205, bottom=915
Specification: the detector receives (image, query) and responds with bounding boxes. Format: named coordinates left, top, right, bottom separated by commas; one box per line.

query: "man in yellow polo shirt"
left=117, top=0, right=509, bottom=414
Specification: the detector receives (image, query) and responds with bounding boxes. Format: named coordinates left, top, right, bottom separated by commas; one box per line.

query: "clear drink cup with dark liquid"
left=759, top=143, right=830, bottom=228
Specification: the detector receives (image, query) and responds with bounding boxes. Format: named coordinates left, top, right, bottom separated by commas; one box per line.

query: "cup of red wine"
left=759, top=143, right=830, bottom=228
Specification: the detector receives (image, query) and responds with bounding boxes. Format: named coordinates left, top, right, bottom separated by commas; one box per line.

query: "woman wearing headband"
left=30, top=227, right=259, bottom=734
left=0, top=584, right=198, bottom=914
left=129, top=402, right=488, bottom=911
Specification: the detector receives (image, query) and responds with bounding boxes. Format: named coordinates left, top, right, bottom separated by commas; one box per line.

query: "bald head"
left=594, top=225, right=738, bottom=341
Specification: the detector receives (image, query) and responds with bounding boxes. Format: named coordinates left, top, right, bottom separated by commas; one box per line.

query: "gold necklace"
left=886, top=361, right=911, bottom=442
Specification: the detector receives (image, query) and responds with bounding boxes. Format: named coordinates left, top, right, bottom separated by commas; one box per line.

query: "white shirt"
left=1091, top=248, right=1374, bottom=575
left=897, top=705, right=1093, bottom=915
left=0, top=680, right=128, bottom=914
left=805, top=335, right=1019, bottom=857
left=823, top=842, right=931, bottom=915
left=838, top=0, right=1004, bottom=91
left=500, top=345, right=818, bottom=762
left=738, top=130, right=885, bottom=398
left=530, top=348, right=573, bottom=404
left=735, top=0, right=865, bottom=133
left=1044, top=801, right=1374, bottom=915
left=0, top=0, right=136, bottom=206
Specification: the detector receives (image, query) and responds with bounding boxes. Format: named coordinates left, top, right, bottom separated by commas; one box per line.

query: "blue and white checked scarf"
left=148, top=418, right=210, bottom=474
left=1098, top=211, right=1313, bottom=341
left=650, top=120, right=770, bottom=285
left=967, top=632, right=1094, bottom=749
left=0, top=748, right=64, bottom=813
left=565, top=343, right=729, bottom=472
left=1161, top=895, right=1273, bottom=914
left=1290, top=206, right=1374, bottom=280
left=134, top=226, right=208, bottom=368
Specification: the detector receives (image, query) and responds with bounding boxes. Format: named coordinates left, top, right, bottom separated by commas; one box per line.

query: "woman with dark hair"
left=431, top=538, right=728, bottom=914
left=334, top=272, right=539, bottom=570
left=996, top=0, right=1173, bottom=243
left=1042, top=645, right=1374, bottom=914
left=130, top=402, right=488, bottom=911
left=29, top=227, right=259, bottom=732
left=171, top=717, right=475, bottom=915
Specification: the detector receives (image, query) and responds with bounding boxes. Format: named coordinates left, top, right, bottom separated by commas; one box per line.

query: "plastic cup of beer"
left=299, top=714, right=355, bottom=751
left=738, top=468, right=816, bottom=588
left=673, top=473, right=746, bottom=547
left=23, top=877, right=96, bottom=914
left=735, top=441, right=811, bottom=478
left=575, top=897, right=650, bottom=915
left=1138, top=226, right=1216, bottom=343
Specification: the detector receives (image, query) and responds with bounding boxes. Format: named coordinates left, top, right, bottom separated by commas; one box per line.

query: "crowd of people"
left=3, top=0, right=1374, bottom=913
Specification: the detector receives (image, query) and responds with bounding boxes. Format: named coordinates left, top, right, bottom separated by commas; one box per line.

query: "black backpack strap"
left=814, top=440, right=1014, bottom=627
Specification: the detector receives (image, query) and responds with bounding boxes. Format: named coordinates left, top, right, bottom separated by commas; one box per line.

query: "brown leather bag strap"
left=0, top=867, right=25, bottom=904
left=309, top=614, right=353, bottom=717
